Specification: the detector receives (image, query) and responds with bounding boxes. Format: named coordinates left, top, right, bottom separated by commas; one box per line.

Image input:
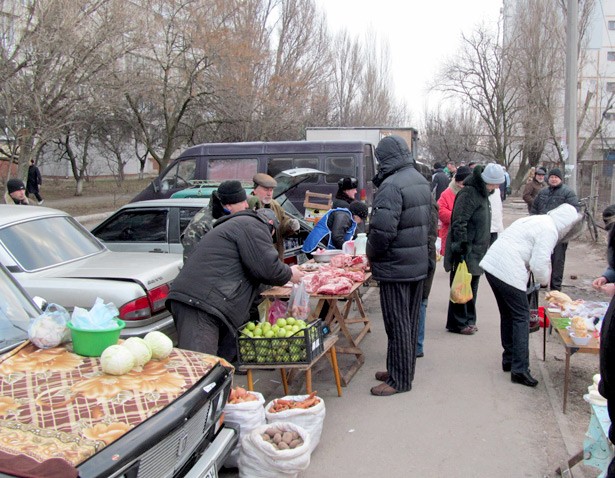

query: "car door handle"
left=149, top=248, right=164, bottom=253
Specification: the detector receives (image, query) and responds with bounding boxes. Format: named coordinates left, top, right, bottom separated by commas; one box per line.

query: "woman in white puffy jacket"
left=479, top=203, right=581, bottom=388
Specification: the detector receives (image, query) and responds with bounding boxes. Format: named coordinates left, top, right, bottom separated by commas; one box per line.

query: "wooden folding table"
left=261, top=273, right=371, bottom=386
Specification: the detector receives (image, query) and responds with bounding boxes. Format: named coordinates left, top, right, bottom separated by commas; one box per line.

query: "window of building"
left=609, top=21, right=615, bottom=30
left=608, top=51, right=615, bottom=61
left=607, top=82, right=615, bottom=93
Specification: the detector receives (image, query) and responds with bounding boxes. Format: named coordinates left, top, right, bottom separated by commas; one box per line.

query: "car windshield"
left=0, top=216, right=105, bottom=271
left=0, top=267, right=36, bottom=351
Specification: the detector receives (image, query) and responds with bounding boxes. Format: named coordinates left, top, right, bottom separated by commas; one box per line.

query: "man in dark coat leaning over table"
left=166, top=208, right=304, bottom=363
left=366, top=135, right=431, bottom=396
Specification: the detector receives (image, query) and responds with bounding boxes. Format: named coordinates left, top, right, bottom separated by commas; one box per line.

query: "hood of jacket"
left=462, top=164, right=489, bottom=198
left=547, top=203, right=582, bottom=241
left=373, top=135, right=415, bottom=187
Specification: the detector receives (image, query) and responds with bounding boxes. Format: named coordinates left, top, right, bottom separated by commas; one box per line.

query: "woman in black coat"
left=443, top=164, right=505, bottom=335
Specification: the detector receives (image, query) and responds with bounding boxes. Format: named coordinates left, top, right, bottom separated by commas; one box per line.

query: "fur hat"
left=338, top=177, right=358, bottom=190
left=7, top=178, right=25, bottom=194
left=548, top=168, right=563, bottom=180
left=481, top=163, right=505, bottom=185
left=348, top=201, right=369, bottom=221
left=253, top=173, right=277, bottom=188
left=216, top=180, right=247, bottom=205
left=455, top=166, right=471, bottom=182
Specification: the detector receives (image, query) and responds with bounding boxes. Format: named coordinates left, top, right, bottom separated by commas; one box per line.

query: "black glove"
left=456, top=242, right=469, bottom=256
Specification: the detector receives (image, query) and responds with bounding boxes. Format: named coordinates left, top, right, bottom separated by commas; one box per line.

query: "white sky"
left=315, top=0, right=503, bottom=123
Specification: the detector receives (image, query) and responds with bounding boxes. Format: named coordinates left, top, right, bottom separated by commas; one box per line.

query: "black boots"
left=511, top=371, right=538, bottom=387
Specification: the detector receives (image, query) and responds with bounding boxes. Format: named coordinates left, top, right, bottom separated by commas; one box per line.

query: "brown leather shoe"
left=375, top=371, right=389, bottom=382
left=370, top=382, right=398, bottom=396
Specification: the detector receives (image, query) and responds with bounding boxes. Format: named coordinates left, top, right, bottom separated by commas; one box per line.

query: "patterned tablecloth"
left=0, top=341, right=230, bottom=477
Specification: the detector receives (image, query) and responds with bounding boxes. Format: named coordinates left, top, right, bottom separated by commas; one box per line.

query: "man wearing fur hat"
left=4, top=179, right=29, bottom=205
left=530, top=168, right=579, bottom=291
left=181, top=180, right=248, bottom=262
left=248, top=173, right=300, bottom=259
left=522, top=166, right=547, bottom=213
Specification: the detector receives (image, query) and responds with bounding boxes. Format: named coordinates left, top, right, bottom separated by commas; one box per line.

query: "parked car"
left=0, top=261, right=237, bottom=478
left=0, top=205, right=182, bottom=339
left=94, top=168, right=325, bottom=263
left=91, top=198, right=209, bottom=254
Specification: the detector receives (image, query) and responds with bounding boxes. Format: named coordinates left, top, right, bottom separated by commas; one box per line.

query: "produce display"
left=571, top=316, right=588, bottom=338
left=228, top=386, right=259, bottom=404
left=100, top=332, right=174, bottom=375
left=237, top=319, right=323, bottom=365
left=261, top=426, right=305, bottom=450
left=268, top=392, right=321, bottom=412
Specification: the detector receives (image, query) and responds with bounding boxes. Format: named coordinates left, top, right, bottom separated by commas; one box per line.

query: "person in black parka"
left=443, top=163, right=505, bottom=335
left=26, top=160, right=43, bottom=204
left=166, top=209, right=303, bottom=362
left=366, top=135, right=431, bottom=396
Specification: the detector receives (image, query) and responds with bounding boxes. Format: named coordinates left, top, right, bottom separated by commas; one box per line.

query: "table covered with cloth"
left=0, top=341, right=230, bottom=478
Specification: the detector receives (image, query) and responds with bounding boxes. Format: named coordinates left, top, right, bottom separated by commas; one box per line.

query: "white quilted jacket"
left=480, top=204, right=579, bottom=291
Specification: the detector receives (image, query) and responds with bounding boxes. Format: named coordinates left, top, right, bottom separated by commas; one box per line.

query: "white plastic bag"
left=238, top=422, right=311, bottom=478
left=28, top=304, right=71, bottom=349
left=222, top=391, right=266, bottom=468
left=265, top=394, right=325, bottom=453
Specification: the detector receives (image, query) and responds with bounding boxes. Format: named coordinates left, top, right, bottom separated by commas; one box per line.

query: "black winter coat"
left=326, top=209, right=355, bottom=249
left=366, top=135, right=430, bottom=282
left=26, top=165, right=42, bottom=194
left=443, top=166, right=492, bottom=275
left=166, top=210, right=292, bottom=333
left=530, top=183, right=579, bottom=216
left=431, top=168, right=449, bottom=201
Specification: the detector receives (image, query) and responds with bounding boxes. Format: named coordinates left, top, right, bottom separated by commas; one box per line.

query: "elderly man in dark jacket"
left=366, top=135, right=431, bottom=396
left=166, top=209, right=303, bottom=362
left=530, top=168, right=579, bottom=290
left=444, top=164, right=505, bottom=335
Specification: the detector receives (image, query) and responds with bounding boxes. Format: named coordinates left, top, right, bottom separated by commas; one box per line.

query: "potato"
left=265, top=428, right=277, bottom=437
left=289, top=439, right=302, bottom=449
left=273, top=433, right=282, bottom=444
left=262, top=433, right=272, bottom=442
left=277, top=441, right=289, bottom=450
left=291, top=431, right=299, bottom=440
left=282, top=431, right=293, bottom=444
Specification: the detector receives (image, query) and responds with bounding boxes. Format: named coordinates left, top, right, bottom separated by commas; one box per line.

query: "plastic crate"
left=237, top=320, right=324, bottom=365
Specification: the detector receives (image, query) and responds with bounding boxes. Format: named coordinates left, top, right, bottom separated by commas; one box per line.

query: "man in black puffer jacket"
left=366, top=135, right=431, bottom=396
left=166, top=209, right=303, bottom=362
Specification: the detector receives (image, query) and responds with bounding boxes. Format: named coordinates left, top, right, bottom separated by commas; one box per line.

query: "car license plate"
left=203, top=465, right=217, bottom=478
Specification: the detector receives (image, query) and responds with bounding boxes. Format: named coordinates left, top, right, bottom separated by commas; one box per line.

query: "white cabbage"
left=122, top=337, right=152, bottom=366
left=101, top=345, right=135, bottom=375
left=144, top=331, right=173, bottom=359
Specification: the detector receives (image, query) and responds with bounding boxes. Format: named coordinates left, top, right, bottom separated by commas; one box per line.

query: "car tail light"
left=360, top=188, right=366, bottom=201
left=148, top=284, right=170, bottom=313
left=119, top=296, right=152, bottom=321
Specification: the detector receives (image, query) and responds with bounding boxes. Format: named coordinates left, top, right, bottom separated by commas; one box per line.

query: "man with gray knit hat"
left=530, top=167, right=579, bottom=290
left=181, top=180, right=248, bottom=262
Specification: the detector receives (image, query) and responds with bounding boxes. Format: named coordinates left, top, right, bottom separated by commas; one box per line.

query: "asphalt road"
left=225, top=200, right=608, bottom=478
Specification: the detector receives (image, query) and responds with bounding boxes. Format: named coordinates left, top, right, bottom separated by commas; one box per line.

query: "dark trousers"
left=26, top=190, right=42, bottom=202
left=446, top=268, right=481, bottom=332
left=168, top=300, right=237, bottom=363
left=485, top=273, right=531, bottom=373
left=379, top=280, right=424, bottom=392
left=550, top=242, right=568, bottom=291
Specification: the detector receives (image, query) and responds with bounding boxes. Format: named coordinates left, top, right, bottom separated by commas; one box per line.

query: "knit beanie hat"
left=481, top=163, right=505, bottom=184
left=548, top=168, right=563, bottom=180
left=535, top=167, right=547, bottom=175
left=454, top=166, right=471, bottom=182
left=348, top=201, right=369, bottom=221
left=7, top=178, right=25, bottom=194
left=216, top=180, right=247, bottom=205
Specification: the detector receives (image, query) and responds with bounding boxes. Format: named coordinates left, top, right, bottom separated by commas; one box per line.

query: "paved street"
left=227, top=200, right=608, bottom=478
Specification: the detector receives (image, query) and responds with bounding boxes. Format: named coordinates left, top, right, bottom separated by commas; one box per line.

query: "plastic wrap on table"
left=70, top=297, right=119, bottom=330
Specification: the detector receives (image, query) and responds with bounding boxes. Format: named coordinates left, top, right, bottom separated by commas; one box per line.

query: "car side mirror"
left=32, top=296, right=48, bottom=311
left=152, top=179, right=160, bottom=193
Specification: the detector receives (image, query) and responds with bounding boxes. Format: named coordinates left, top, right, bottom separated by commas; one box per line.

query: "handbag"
left=527, top=272, right=540, bottom=333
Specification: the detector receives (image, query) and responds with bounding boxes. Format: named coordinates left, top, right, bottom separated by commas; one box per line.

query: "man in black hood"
left=366, top=135, right=431, bottom=396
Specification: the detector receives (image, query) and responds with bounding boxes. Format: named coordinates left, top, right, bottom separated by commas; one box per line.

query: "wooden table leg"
left=246, top=369, right=254, bottom=391
left=563, top=350, right=571, bottom=414
left=280, top=368, right=289, bottom=395
left=305, top=368, right=312, bottom=394
left=328, top=346, right=343, bottom=397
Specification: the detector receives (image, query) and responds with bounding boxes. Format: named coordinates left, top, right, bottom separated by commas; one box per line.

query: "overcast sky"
left=315, top=0, right=503, bottom=123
